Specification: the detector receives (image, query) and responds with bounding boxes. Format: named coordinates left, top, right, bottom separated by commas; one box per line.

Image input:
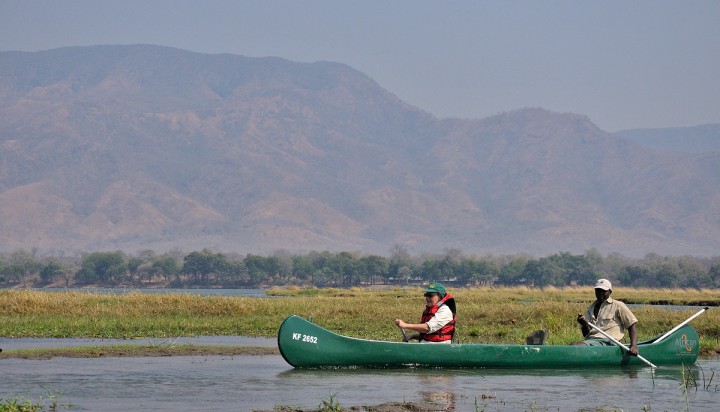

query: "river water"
left=2, top=339, right=719, bottom=411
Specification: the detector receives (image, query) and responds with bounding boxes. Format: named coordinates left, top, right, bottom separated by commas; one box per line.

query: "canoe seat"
left=525, top=329, right=548, bottom=345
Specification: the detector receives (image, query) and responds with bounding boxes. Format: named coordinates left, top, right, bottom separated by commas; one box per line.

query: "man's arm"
left=394, top=319, right=429, bottom=333
left=628, top=322, right=638, bottom=356
left=577, top=314, right=590, bottom=337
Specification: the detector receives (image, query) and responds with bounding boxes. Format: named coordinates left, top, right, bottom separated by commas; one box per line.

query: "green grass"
left=0, top=389, right=67, bottom=412
left=0, top=396, right=43, bottom=412
left=0, top=344, right=278, bottom=359
left=1, top=287, right=718, bottom=354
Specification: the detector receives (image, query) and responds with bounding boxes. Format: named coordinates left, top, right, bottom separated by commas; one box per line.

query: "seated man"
left=573, top=278, right=638, bottom=356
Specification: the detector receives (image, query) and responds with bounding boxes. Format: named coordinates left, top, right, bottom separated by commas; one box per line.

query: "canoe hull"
left=277, top=315, right=700, bottom=368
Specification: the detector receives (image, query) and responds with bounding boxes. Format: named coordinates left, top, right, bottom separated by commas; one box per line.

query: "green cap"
left=424, top=282, right=446, bottom=298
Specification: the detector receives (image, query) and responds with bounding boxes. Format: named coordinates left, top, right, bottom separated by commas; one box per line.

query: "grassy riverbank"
left=1, top=287, right=718, bottom=354
left=1, top=345, right=278, bottom=359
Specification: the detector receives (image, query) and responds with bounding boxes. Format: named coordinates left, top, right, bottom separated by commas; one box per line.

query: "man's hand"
left=628, top=344, right=639, bottom=356
left=577, top=314, right=589, bottom=327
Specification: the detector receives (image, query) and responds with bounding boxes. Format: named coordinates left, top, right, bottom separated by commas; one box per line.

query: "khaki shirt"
left=585, top=298, right=638, bottom=340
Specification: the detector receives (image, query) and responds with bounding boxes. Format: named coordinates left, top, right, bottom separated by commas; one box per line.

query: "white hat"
left=595, top=279, right=612, bottom=290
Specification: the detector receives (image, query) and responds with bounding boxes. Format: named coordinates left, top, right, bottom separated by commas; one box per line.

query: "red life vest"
left=420, top=294, right=456, bottom=342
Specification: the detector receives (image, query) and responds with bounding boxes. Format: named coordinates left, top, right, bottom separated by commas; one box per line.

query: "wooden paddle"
left=586, top=321, right=657, bottom=368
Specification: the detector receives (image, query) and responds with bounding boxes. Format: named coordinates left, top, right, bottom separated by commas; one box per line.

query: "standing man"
left=575, top=278, right=639, bottom=355
left=395, top=282, right=456, bottom=344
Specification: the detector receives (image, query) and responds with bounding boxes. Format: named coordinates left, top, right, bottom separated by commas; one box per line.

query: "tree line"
left=1, top=247, right=719, bottom=289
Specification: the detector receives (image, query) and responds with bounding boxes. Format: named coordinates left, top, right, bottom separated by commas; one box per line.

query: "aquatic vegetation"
left=0, top=389, right=70, bottom=412
left=0, top=396, right=43, bottom=412
left=317, top=392, right=342, bottom=412
left=0, top=287, right=718, bottom=353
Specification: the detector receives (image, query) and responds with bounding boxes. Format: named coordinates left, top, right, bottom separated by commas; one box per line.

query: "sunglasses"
left=424, top=293, right=438, bottom=298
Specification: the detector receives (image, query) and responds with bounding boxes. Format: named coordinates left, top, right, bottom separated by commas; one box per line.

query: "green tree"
left=655, top=262, right=681, bottom=288
left=497, top=256, right=529, bottom=285
left=675, top=256, right=709, bottom=288
left=75, top=251, right=127, bottom=285
left=152, top=256, right=180, bottom=281
left=269, top=250, right=294, bottom=284
left=128, top=250, right=158, bottom=283
left=710, top=265, right=720, bottom=288
left=389, top=244, right=415, bottom=281
left=39, top=261, right=62, bottom=284
left=460, top=258, right=498, bottom=285
left=343, top=254, right=365, bottom=286
left=243, top=254, right=269, bottom=285
left=305, top=251, right=329, bottom=284
left=421, top=259, right=441, bottom=282
left=618, top=265, right=651, bottom=287
left=551, top=252, right=598, bottom=286
left=292, top=254, right=316, bottom=283
left=397, top=265, right=413, bottom=285
left=1, top=249, right=42, bottom=283
left=128, top=258, right=143, bottom=278
left=523, top=258, right=564, bottom=287
left=220, top=259, right=248, bottom=286
left=360, top=255, right=389, bottom=285
left=334, top=251, right=357, bottom=286
left=182, top=250, right=228, bottom=285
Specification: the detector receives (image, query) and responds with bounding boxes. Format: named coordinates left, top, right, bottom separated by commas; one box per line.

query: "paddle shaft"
left=653, top=306, right=709, bottom=344
left=397, top=325, right=408, bottom=341
left=586, top=321, right=657, bottom=368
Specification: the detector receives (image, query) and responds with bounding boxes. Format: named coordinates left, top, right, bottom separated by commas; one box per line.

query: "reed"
left=0, top=389, right=66, bottom=412
left=0, top=396, right=43, bottom=412
left=1, top=288, right=718, bottom=354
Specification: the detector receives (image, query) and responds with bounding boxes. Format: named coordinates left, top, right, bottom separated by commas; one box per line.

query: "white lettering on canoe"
left=291, top=332, right=318, bottom=344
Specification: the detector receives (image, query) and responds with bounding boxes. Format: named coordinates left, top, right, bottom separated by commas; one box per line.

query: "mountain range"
left=615, top=124, right=720, bottom=154
left=0, top=45, right=718, bottom=257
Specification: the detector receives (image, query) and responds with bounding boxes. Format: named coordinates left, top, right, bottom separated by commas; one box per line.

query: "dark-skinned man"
left=573, top=278, right=639, bottom=356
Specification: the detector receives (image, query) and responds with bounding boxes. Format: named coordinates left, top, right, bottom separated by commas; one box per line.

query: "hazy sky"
left=1, top=1, right=719, bottom=131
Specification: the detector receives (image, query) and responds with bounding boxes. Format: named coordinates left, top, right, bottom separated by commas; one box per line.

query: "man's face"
left=595, top=288, right=611, bottom=302
left=424, top=292, right=440, bottom=307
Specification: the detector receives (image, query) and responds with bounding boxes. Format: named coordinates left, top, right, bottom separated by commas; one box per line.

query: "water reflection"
left=275, top=361, right=719, bottom=411
left=418, top=374, right=457, bottom=410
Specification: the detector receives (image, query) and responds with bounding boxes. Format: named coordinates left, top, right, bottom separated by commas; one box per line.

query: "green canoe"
left=277, top=315, right=699, bottom=368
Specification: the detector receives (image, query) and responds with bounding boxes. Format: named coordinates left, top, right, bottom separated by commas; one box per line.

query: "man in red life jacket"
left=394, top=283, right=457, bottom=344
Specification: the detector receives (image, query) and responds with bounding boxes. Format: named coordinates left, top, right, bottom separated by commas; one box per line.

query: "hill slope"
left=615, top=124, right=720, bottom=154
left=0, top=45, right=718, bottom=256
